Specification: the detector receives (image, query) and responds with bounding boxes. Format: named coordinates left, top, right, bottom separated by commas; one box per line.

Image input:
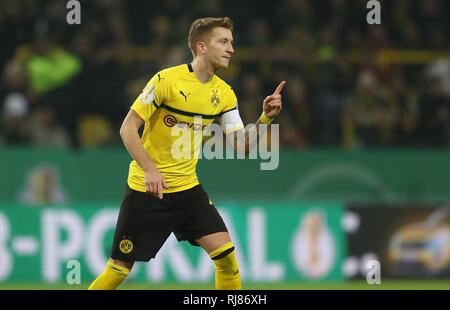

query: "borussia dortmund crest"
left=210, top=89, right=220, bottom=107
left=119, top=239, right=134, bottom=254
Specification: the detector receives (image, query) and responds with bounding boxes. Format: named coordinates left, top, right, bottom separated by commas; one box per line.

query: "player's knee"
left=110, top=258, right=134, bottom=271
left=210, top=242, right=239, bottom=275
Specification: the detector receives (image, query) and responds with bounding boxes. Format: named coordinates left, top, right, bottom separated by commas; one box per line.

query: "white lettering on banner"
left=12, top=237, right=38, bottom=255
left=147, top=235, right=195, bottom=282
left=0, top=213, right=12, bottom=280
left=85, top=209, right=118, bottom=275
left=42, top=210, right=84, bottom=282
left=0, top=207, right=304, bottom=282
left=248, top=208, right=284, bottom=280
left=195, top=251, right=215, bottom=281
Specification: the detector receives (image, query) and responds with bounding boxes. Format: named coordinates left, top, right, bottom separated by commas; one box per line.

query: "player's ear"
left=197, top=41, right=207, bottom=55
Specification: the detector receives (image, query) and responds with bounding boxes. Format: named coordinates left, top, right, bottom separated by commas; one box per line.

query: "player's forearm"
left=120, top=125, right=157, bottom=173
left=233, top=120, right=267, bottom=155
left=247, top=120, right=268, bottom=154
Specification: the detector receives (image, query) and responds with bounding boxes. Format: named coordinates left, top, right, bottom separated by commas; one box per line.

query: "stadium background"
left=0, top=0, right=449, bottom=289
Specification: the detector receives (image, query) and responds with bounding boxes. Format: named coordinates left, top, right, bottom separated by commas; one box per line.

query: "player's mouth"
left=222, top=56, right=231, bottom=60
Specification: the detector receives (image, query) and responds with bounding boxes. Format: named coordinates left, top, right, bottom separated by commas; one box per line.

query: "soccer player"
left=89, top=17, right=285, bottom=290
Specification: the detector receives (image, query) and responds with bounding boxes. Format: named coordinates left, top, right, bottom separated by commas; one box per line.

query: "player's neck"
left=191, top=58, right=215, bottom=83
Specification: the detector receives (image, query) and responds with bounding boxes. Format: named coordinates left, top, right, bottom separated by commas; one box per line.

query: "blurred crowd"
left=0, top=0, right=449, bottom=149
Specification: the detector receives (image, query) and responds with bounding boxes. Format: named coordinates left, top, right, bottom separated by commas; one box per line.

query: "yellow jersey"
left=128, top=64, right=244, bottom=193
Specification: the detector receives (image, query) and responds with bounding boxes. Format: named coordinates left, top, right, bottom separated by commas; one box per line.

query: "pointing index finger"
left=273, top=81, right=286, bottom=95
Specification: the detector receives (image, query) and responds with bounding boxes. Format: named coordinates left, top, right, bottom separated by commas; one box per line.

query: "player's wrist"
left=143, top=163, right=158, bottom=174
left=259, top=111, right=274, bottom=124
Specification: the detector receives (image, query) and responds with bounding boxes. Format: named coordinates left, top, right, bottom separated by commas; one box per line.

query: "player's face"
left=205, top=27, right=234, bottom=69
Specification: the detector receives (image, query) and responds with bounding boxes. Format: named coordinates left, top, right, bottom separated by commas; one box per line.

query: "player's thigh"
left=173, top=185, right=228, bottom=247
left=195, top=232, right=231, bottom=254
left=111, top=185, right=175, bottom=261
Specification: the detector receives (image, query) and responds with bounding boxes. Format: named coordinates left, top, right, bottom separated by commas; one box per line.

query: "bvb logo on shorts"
left=119, top=239, right=134, bottom=254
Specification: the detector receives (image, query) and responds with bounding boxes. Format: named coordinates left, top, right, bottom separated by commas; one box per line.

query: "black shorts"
left=110, top=184, right=228, bottom=262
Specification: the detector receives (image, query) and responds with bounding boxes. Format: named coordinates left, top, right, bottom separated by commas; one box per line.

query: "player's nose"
left=227, top=44, right=234, bottom=55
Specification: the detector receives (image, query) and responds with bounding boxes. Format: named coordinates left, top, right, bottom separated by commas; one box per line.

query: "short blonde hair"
left=188, top=17, right=234, bottom=56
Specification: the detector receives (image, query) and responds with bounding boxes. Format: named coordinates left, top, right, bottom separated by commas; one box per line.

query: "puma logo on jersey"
left=179, top=90, right=191, bottom=102
left=157, top=74, right=165, bottom=82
